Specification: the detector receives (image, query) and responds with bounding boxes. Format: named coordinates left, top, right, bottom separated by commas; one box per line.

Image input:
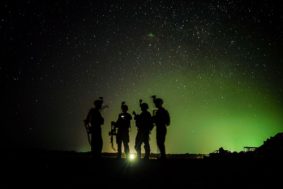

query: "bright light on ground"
left=129, top=154, right=136, bottom=161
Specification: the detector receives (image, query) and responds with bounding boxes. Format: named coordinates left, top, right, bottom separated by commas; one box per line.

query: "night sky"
left=1, top=0, right=283, bottom=154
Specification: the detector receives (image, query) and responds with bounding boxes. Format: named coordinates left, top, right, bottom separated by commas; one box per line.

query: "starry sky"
left=1, top=0, right=283, bottom=154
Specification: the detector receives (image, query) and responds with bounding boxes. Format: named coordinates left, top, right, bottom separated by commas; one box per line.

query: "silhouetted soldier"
left=115, top=102, right=132, bottom=159
left=152, top=95, right=170, bottom=160
left=133, top=100, right=153, bottom=160
left=84, top=97, right=105, bottom=158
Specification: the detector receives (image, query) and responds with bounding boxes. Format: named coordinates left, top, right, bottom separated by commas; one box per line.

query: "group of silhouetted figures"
left=84, top=96, right=170, bottom=160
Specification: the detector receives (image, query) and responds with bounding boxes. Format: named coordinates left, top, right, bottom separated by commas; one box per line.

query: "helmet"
left=121, top=101, right=128, bottom=112
left=94, top=97, right=103, bottom=108
left=154, top=98, right=163, bottom=105
left=140, top=102, right=149, bottom=110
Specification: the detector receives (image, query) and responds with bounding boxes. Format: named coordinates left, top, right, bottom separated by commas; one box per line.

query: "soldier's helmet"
left=121, top=101, right=128, bottom=112
left=94, top=97, right=103, bottom=108
left=140, top=102, right=149, bottom=111
left=152, top=95, right=163, bottom=107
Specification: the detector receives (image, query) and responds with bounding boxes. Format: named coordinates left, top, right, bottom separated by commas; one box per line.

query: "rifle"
left=83, top=121, right=91, bottom=146
left=132, top=99, right=143, bottom=128
left=109, top=121, right=117, bottom=151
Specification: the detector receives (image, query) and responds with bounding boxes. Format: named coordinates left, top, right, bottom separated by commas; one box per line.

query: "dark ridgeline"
left=255, top=132, right=283, bottom=159
left=208, top=132, right=283, bottom=160
left=133, top=99, right=153, bottom=159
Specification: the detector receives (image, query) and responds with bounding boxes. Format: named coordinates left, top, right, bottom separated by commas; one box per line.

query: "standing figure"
left=84, top=97, right=105, bottom=158
left=134, top=100, right=153, bottom=160
left=152, top=95, right=170, bottom=160
left=115, top=101, right=132, bottom=159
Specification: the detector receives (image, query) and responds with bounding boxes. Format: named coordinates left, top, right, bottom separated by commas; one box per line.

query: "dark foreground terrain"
left=1, top=151, right=281, bottom=188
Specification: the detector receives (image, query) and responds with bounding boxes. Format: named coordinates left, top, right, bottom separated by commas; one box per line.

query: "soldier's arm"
left=115, top=114, right=121, bottom=128
left=95, top=111, right=104, bottom=125
left=133, top=112, right=138, bottom=120
left=166, top=110, right=170, bottom=126
left=84, top=109, right=92, bottom=125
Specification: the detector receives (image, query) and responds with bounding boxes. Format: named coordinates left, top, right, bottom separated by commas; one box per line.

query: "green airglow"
left=78, top=61, right=283, bottom=154
left=101, top=67, right=283, bottom=154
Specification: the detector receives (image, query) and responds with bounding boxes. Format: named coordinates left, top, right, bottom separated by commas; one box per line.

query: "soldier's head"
left=140, top=102, right=149, bottom=112
left=94, top=97, right=103, bottom=109
left=121, top=101, right=128, bottom=113
left=153, top=97, right=163, bottom=108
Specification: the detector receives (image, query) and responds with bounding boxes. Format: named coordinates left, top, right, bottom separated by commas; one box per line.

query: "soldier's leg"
left=135, top=132, right=142, bottom=159
left=157, top=127, right=167, bottom=159
left=123, top=133, right=130, bottom=157
left=91, top=132, right=102, bottom=157
left=90, top=134, right=96, bottom=155
left=144, top=134, right=150, bottom=159
left=98, top=133, right=103, bottom=157
left=156, top=129, right=162, bottom=152
left=116, top=134, right=122, bottom=158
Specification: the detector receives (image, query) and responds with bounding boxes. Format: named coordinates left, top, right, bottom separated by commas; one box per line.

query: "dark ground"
left=0, top=151, right=281, bottom=188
